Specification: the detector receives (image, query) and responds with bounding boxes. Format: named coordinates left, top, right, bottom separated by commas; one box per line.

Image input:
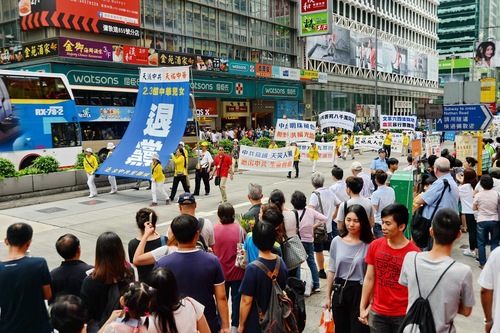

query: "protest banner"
left=380, top=115, right=417, bottom=131
left=274, top=118, right=316, bottom=142
left=239, top=146, right=294, bottom=172
left=318, top=111, right=355, bottom=131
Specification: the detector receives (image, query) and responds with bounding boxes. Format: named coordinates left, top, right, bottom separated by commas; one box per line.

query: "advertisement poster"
left=274, top=119, right=316, bottom=142
left=97, top=67, right=190, bottom=178
left=318, top=110, right=356, bottom=131
left=239, top=146, right=294, bottom=172
left=20, top=0, right=140, bottom=38
left=297, top=142, right=335, bottom=162
left=299, top=0, right=330, bottom=37
left=475, top=41, right=500, bottom=69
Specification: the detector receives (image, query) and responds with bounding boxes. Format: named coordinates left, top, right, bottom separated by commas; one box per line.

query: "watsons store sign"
left=256, top=82, right=303, bottom=100
left=51, top=64, right=139, bottom=88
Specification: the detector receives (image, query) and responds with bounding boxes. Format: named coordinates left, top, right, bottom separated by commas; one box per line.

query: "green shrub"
left=326, top=132, right=336, bottom=142
left=32, top=155, right=59, bottom=173
left=16, top=167, right=41, bottom=176
left=257, top=137, right=270, bottom=148
left=239, top=138, right=254, bottom=146
left=217, top=139, right=233, bottom=153
left=276, top=141, right=287, bottom=148
left=0, top=158, right=16, bottom=178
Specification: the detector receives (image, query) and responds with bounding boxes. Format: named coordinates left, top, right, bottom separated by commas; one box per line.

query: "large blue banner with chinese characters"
left=97, top=67, right=191, bottom=179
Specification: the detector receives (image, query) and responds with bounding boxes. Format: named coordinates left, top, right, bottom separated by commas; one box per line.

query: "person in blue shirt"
left=370, top=148, right=388, bottom=190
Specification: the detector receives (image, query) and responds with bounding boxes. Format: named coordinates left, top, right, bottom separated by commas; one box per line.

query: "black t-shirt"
left=128, top=236, right=166, bottom=281
left=50, top=260, right=93, bottom=303
left=0, top=256, right=52, bottom=333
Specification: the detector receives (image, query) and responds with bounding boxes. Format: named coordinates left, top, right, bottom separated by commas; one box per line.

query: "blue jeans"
left=225, top=280, right=242, bottom=327
left=477, top=221, right=500, bottom=266
left=373, top=223, right=383, bottom=239
left=302, top=242, right=320, bottom=289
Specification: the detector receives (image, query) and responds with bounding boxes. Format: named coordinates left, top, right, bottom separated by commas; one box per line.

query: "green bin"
left=390, top=171, right=414, bottom=239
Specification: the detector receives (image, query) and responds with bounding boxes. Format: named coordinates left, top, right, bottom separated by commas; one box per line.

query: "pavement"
left=0, top=143, right=484, bottom=332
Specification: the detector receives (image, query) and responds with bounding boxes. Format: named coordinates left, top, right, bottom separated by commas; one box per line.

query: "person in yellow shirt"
left=150, top=153, right=170, bottom=206
left=401, top=132, right=409, bottom=156
left=83, top=148, right=98, bottom=198
left=309, top=142, right=319, bottom=173
left=169, top=147, right=189, bottom=202
left=287, top=141, right=300, bottom=178
left=268, top=139, right=278, bottom=149
left=342, top=132, right=355, bottom=160
left=334, top=134, right=343, bottom=165
left=178, top=141, right=190, bottom=190
left=106, top=142, right=118, bottom=194
left=383, top=130, right=393, bottom=157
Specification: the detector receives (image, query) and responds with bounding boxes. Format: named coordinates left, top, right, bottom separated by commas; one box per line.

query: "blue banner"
left=444, top=131, right=456, bottom=141
left=97, top=67, right=191, bottom=179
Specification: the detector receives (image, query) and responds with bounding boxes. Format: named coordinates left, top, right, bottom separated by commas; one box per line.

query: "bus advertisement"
left=0, top=70, right=81, bottom=170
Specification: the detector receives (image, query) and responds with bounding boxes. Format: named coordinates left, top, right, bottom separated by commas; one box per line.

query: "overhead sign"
left=20, top=0, right=140, bottom=38
left=425, top=104, right=443, bottom=119
left=97, top=67, right=190, bottom=179
left=436, top=104, right=493, bottom=131
left=298, top=0, right=330, bottom=37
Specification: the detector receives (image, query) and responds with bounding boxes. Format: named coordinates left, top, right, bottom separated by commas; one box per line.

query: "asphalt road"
left=0, top=144, right=484, bottom=332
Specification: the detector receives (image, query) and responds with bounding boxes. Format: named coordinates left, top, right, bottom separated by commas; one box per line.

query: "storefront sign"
left=318, top=72, right=328, bottom=83
left=122, top=45, right=149, bottom=65
left=480, top=78, right=496, bottom=103
left=301, top=0, right=328, bottom=13
left=191, top=78, right=255, bottom=98
left=222, top=101, right=249, bottom=114
left=280, top=67, right=301, bottom=81
left=158, top=51, right=195, bottom=67
left=438, top=58, right=472, bottom=70
left=256, top=82, right=303, bottom=100
left=1, top=45, right=23, bottom=65
left=20, top=38, right=59, bottom=62
left=300, top=69, right=319, bottom=82
left=239, top=146, right=294, bottom=172
left=59, top=37, right=113, bottom=62
left=51, top=64, right=140, bottom=88
left=300, top=12, right=330, bottom=37
left=196, top=100, right=218, bottom=117
left=195, top=55, right=226, bottom=72
left=228, top=60, right=255, bottom=76
left=256, top=63, right=273, bottom=77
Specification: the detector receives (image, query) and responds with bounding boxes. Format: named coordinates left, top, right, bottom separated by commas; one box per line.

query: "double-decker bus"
left=0, top=70, right=81, bottom=169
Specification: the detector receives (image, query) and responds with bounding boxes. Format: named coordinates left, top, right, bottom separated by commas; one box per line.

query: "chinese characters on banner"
left=425, top=135, right=442, bottom=157
left=318, top=111, right=356, bottom=131
left=379, top=115, right=417, bottom=131
left=239, top=146, right=294, bottom=172
left=97, top=66, right=190, bottom=179
left=297, top=142, right=336, bottom=162
left=353, top=134, right=385, bottom=151
left=274, top=119, right=316, bottom=142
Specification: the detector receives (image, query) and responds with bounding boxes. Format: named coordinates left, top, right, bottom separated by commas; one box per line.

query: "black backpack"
left=253, top=258, right=299, bottom=333
left=196, top=218, right=208, bottom=251
left=397, top=254, right=455, bottom=333
left=285, top=277, right=306, bottom=333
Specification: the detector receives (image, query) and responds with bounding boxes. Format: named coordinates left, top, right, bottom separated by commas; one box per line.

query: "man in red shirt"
left=359, top=203, right=420, bottom=333
left=211, top=147, right=234, bottom=203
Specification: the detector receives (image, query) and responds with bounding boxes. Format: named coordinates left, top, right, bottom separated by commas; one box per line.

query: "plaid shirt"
left=482, top=149, right=491, bottom=171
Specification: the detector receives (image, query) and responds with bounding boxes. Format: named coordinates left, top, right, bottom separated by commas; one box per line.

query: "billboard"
left=475, top=41, right=499, bottom=68
left=306, top=25, right=437, bottom=81
left=298, top=0, right=331, bottom=37
left=20, top=0, right=140, bottom=38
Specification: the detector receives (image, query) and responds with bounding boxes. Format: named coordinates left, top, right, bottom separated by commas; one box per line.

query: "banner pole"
left=189, top=67, right=199, bottom=142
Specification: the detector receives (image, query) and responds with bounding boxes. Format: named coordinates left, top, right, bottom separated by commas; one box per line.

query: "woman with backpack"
left=169, top=147, right=190, bottom=202
left=324, top=204, right=373, bottom=333
left=80, top=232, right=134, bottom=333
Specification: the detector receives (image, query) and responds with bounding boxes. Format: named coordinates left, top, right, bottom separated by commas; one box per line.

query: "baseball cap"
left=233, top=139, right=238, bottom=142
left=378, top=148, right=386, bottom=154
left=179, top=141, right=185, bottom=146
left=201, top=141, right=209, bottom=147
left=107, top=142, right=115, bottom=149
left=152, top=153, right=160, bottom=160
left=178, top=193, right=196, bottom=205
left=85, top=148, right=93, bottom=153
left=351, top=161, right=363, bottom=171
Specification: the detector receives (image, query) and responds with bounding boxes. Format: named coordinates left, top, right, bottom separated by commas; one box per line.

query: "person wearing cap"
left=370, top=149, right=389, bottom=191
left=351, top=161, right=374, bottom=198
left=287, top=142, right=300, bottom=178
left=268, top=139, right=278, bottom=149
left=150, top=153, right=170, bottom=206
left=194, top=141, right=213, bottom=196
left=309, top=142, right=319, bottom=173
left=83, top=148, right=98, bottom=198
left=383, top=130, right=393, bottom=158
left=211, top=147, right=233, bottom=203
left=232, top=139, right=241, bottom=174
left=169, top=147, right=190, bottom=202
left=106, top=142, right=118, bottom=194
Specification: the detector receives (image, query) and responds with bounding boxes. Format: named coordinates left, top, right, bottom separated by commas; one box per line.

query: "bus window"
left=51, top=123, right=81, bottom=147
left=81, top=122, right=129, bottom=141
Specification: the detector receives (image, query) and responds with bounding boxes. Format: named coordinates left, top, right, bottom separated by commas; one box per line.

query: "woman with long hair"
left=212, top=202, right=245, bottom=330
left=290, top=191, right=327, bottom=293
left=128, top=208, right=168, bottom=281
left=268, top=189, right=297, bottom=239
left=325, top=204, right=373, bottom=333
left=456, top=168, right=478, bottom=260
left=80, top=232, right=134, bottom=332
left=169, top=147, right=189, bottom=202
left=147, top=267, right=210, bottom=333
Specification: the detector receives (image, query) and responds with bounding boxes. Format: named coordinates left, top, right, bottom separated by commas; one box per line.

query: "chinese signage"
left=480, top=78, right=496, bottom=103
left=158, top=51, right=195, bottom=67
left=97, top=67, right=190, bottom=178
left=239, top=146, right=294, bottom=172
left=275, top=119, right=316, bottom=142
left=52, top=64, right=140, bottom=88
left=299, top=0, right=330, bottom=37
left=297, top=142, right=335, bottom=162
left=20, top=0, right=140, bottom=38
left=256, top=63, right=273, bottom=77
left=318, top=111, right=356, bottom=131
left=192, top=78, right=255, bottom=99
left=300, top=69, right=319, bottom=82
left=379, top=115, right=417, bottom=131
left=353, top=134, right=385, bottom=151
left=19, top=38, right=59, bottom=63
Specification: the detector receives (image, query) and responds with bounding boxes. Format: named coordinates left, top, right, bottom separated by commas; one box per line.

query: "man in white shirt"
left=351, top=161, right=374, bottom=198
left=371, top=170, right=395, bottom=238
left=478, top=247, right=500, bottom=333
left=329, top=165, right=350, bottom=202
left=194, top=142, right=214, bottom=196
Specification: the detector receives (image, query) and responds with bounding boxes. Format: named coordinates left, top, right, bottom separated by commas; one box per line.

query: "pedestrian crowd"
left=3, top=135, right=500, bottom=333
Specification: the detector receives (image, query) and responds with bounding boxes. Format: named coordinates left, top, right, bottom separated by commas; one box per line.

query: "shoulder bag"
left=331, top=244, right=365, bottom=307
left=282, top=210, right=308, bottom=271
left=313, top=191, right=329, bottom=244
left=235, top=226, right=247, bottom=269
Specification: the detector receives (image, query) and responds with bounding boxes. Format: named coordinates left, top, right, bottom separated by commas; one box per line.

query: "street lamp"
left=374, top=0, right=378, bottom=117
left=450, top=53, right=456, bottom=81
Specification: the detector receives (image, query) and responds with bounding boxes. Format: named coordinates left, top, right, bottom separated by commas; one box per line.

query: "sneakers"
left=166, top=198, right=171, bottom=205
left=313, top=287, right=321, bottom=293
left=150, top=202, right=158, bottom=207
left=463, top=249, right=476, bottom=258
left=109, top=190, right=117, bottom=194
left=318, top=269, right=327, bottom=279
left=88, top=194, right=97, bottom=198
left=287, top=175, right=291, bottom=178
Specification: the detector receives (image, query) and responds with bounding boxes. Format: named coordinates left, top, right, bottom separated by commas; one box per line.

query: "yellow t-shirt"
left=309, top=146, right=319, bottom=160
left=151, top=162, right=165, bottom=182
left=403, top=135, right=409, bottom=146
left=269, top=144, right=278, bottom=149
left=293, top=146, right=300, bottom=161
left=383, top=133, right=392, bottom=145
left=83, top=154, right=98, bottom=174
left=172, top=154, right=187, bottom=176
